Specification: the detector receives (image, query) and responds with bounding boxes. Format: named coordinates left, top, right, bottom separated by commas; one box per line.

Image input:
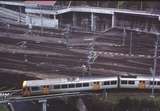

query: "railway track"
left=0, top=50, right=152, bottom=75
left=0, top=19, right=158, bottom=77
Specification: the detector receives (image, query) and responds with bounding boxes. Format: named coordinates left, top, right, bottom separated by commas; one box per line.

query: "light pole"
left=87, top=36, right=98, bottom=76
left=140, top=0, right=143, bottom=10
left=151, top=33, right=159, bottom=98
left=40, top=6, right=43, bottom=34
left=122, top=26, right=126, bottom=46
left=129, top=31, right=133, bottom=55
left=64, top=24, right=70, bottom=48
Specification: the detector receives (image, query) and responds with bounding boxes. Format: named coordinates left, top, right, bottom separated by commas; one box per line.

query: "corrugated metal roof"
left=24, top=0, right=56, bottom=6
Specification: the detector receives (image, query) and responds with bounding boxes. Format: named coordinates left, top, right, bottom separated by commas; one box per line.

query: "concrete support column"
left=76, top=98, right=88, bottom=111
left=39, top=99, right=47, bottom=111
left=40, top=11, right=43, bottom=34
left=73, top=12, right=77, bottom=27
left=8, top=103, right=15, bottom=111
left=59, top=14, right=63, bottom=28
left=112, top=13, right=115, bottom=28
left=91, top=12, right=96, bottom=32
left=18, top=6, right=21, bottom=23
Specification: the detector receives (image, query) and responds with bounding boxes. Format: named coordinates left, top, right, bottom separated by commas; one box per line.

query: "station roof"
left=24, top=0, right=56, bottom=6
left=0, top=1, right=56, bottom=7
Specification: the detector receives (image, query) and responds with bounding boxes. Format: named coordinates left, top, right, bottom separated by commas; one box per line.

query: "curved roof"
left=23, top=76, right=118, bottom=87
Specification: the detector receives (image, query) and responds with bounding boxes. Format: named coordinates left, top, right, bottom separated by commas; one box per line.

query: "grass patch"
left=0, top=105, right=9, bottom=111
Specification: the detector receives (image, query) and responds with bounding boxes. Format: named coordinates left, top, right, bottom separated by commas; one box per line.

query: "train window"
left=54, top=85, right=60, bottom=89
left=150, top=81, right=153, bottom=85
left=103, top=81, right=110, bottom=85
left=157, top=81, right=160, bottom=85
left=69, top=84, right=75, bottom=88
left=76, top=83, right=82, bottom=87
left=128, top=81, right=135, bottom=85
left=121, top=80, right=127, bottom=84
left=83, top=83, right=89, bottom=87
left=31, top=86, right=40, bottom=91
left=111, top=81, right=117, bottom=85
left=61, top=84, right=67, bottom=88
left=150, top=81, right=156, bottom=85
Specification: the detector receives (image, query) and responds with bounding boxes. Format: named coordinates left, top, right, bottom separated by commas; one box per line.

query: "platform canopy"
left=0, top=1, right=56, bottom=7
left=24, top=0, right=56, bottom=6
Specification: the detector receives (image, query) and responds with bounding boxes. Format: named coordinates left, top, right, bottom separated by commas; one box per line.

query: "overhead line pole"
left=122, top=26, right=126, bottom=46
left=151, top=33, right=159, bottom=98
left=129, top=31, right=133, bottom=55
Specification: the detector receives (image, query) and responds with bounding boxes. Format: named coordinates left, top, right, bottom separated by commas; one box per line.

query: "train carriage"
left=22, top=75, right=160, bottom=96
left=119, top=75, right=160, bottom=89
left=22, top=76, right=118, bottom=96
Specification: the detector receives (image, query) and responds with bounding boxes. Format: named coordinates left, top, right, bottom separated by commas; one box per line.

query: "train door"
left=43, top=85, right=49, bottom=95
left=22, top=87, right=31, bottom=96
left=92, top=82, right=101, bottom=91
left=139, top=80, right=145, bottom=89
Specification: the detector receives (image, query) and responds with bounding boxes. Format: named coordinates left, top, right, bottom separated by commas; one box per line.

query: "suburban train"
left=22, top=75, right=160, bottom=96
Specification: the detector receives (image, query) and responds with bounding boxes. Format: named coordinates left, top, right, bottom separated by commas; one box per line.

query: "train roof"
left=23, top=76, right=118, bottom=87
left=120, top=75, right=160, bottom=81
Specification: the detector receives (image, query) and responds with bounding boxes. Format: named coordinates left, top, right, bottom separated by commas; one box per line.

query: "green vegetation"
left=114, top=97, right=160, bottom=111
left=0, top=105, right=9, bottom=111
left=86, top=94, right=160, bottom=111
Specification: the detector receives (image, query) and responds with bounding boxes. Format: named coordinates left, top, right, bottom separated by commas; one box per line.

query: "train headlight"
left=22, top=81, right=27, bottom=87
